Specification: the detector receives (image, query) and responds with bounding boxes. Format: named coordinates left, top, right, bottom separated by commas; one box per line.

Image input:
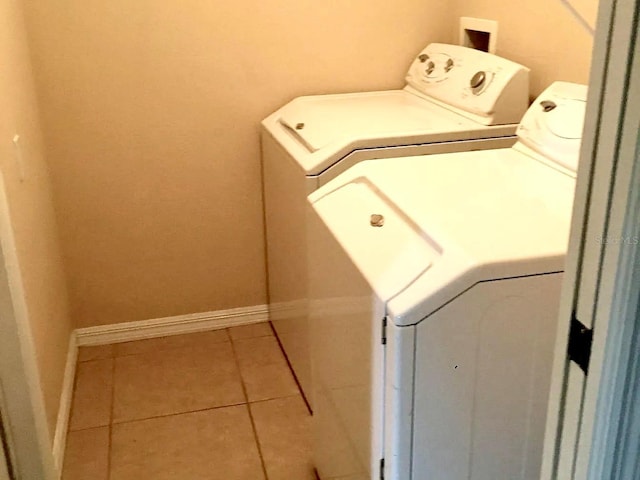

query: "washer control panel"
left=405, top=43, right=530, bottom=125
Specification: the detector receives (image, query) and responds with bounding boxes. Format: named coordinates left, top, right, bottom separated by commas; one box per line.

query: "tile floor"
left=63, top=322, right=316, bottom=480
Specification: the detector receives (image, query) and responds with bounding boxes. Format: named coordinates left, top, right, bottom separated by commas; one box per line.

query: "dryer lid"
left=311, top=178, right=440, bottom=302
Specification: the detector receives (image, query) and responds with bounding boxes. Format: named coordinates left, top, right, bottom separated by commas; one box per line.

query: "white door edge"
left=540, top=0, right=640, bottom=477
left=0, top=172, right=56, bottom=479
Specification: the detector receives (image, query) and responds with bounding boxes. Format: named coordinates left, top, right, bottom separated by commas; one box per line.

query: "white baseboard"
left=75, top=304, right=270, bottom=346
left=52, top=332, right=78, bottom=477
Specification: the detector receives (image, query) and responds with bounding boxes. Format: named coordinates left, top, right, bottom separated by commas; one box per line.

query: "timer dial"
left=470, top=71, right=490, bottom=95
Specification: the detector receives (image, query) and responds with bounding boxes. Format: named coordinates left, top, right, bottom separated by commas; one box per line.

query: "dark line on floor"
left=228, top=330, right=271, bottom=480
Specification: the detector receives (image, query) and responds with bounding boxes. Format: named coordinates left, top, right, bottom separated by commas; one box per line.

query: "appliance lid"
left=277, top=90, right=469, bottom=153
left=311, top=178, right=441, bottom=302
left=263, top=89, right=518, bottom=176
left=309, top=147, right=576, bottom=326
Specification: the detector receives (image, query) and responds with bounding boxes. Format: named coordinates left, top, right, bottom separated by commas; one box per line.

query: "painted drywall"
left=21, top=0, right=455, bottom=328
left=0, top=0, right=72, bottom=440
left=453, top=0, right=597, bottom=97
left=19, top=0, right=596, bottom=330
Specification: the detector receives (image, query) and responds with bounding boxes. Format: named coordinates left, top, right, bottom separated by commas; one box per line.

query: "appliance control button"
left=418, top=53, right=429, bottom=63
left=470, top=71, right=486, bottom=89
left=425, top=61, right=435, bottom=75
left=445, top=58, right=454, bottom=72
left=295, top=123, right=305, bottom=130
left=370, top=214, right=385, bottom=227
left=540, top=100, right=557, bottom=112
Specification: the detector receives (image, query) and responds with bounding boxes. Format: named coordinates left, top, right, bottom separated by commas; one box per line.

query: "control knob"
left=540, top=100, right=557, bottom=112
left=425, top=61, right=435, bottom=75
left=470, top=71, right=487, bottom=94
left=445, top=58, right=454, bottom=72
left=418, top=54, right=429, bottom=63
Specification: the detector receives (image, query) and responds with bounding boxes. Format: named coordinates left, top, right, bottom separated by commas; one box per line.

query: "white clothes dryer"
left=307, top=82, right=587, bottom=480
left=262, top=43, right=530, bottom=408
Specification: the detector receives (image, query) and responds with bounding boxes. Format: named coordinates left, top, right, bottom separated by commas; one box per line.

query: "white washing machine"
left=262, top=43, right=530, bottom=408
left=307, top=82, right=587, bottom=480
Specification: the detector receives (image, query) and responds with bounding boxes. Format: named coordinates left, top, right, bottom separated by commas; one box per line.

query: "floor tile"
left=240, top=362, right=300, bottom=403
left=78, top=344, right=114, bottom=362
left=233, top=336, right=299, bottom=402
left=69, top=359, right=113, bottom=431
left=62, top=427, right=109, bottom=480
left=251, top=396, right=315, bottom=480
left=228, top=322, right=273, bottom=340
left=110, top=405, right=265, bottom=480
left=113, top=329, right=229, bottom=357
left=233, top=335, right=288, bottom=367
left=113, top=341, right=244, bottom=423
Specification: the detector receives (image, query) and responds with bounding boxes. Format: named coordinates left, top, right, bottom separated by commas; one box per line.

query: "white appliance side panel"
left=411, top=273, right=562, bottom=480
left=262, top=129, right=316, bottom=408
left=384, top=321, right=416, bottom=480
left=308, top=204, right=385, bottom=480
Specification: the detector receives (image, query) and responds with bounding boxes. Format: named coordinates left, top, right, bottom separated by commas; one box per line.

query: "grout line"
left=228, top=329, right=270, bottom=480
left=246, top=403, right=270, bottom=480
left=100, top=395, right=302, bottom=428
left=68, top=422, right=111, bottom=434
left=247, top=393, right=301, bottom=405
left=110, top=402, right=249, bottom=426
left=223, top=329, right=248, bottom=404
left=77, top=355, right=113, bottom=364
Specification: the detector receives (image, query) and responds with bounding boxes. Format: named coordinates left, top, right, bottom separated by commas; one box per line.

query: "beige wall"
left=22, top=0, right=455, bottom=328
left=453, top=0, right=596, bottom=97
left=20, top=0, right=596, bottom=330
left=0, top=0, right=72, bottom=440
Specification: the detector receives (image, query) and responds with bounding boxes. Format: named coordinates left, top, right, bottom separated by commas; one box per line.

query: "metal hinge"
left=568, top=312, right=593, bottom=375
left=379, top=458, right=385, bottom=479
left=381, top=317, right=387, bottom=345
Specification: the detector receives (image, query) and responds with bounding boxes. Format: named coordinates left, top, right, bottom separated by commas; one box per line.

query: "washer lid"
left=263, top=89, right=517, bottom=176
left=278, top=90, right=465, bottom=153
left=309, top=147, right=576, bottom=326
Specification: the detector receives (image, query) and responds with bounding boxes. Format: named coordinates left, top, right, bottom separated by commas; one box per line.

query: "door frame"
left=584, top=14, right=640, bottom=477
left=0, top=171, right=56, bottom=479
left=541, top=0, right=640, bottom=477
